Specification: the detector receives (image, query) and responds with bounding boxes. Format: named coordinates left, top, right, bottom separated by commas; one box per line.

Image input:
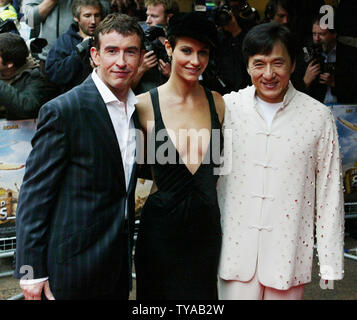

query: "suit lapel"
left=127, top=110, right=141, bottom=192
left=80, top=76, right=126, bottom=191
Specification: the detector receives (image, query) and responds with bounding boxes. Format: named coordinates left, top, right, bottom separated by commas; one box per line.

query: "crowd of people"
left=1, top=0, right=357, bottom=120
left=0, top=0, right=354, bottom=300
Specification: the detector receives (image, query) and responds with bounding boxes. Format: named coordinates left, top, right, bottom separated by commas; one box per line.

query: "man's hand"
left=132, top=51, right=159, bottom=89
left=319, top=72, right=335, bottom=87
left=21, top=280, right=55, bottom=300
left=158, top=59, right=171, bottom=78
left=303, top=60, right=321, bottom=88
left=138, top=51, right=158, bottom=74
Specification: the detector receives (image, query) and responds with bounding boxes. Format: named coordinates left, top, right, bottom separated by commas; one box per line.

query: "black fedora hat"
left=166, top=12, right=218, bottom=49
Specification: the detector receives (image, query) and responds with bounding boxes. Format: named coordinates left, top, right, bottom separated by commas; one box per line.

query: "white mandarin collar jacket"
left=218, top=83, right=344, bottom=290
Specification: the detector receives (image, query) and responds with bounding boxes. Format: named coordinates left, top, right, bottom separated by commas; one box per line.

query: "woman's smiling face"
left=166, top=36, right=210, bottom=83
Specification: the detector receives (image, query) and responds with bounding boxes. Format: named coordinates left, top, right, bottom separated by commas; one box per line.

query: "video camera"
left=236, top=0, right=257, bottom=20
left=76, top=37, right=93, bottom=61
left=144, top=24, right=170, bottom=64
left=213, top=1, right=259, bottom=28
left=303, top=43, right=335, bottom=74
left=0, top=18, right=19, bottom=34
left=214, top=5, right=232, bottom=27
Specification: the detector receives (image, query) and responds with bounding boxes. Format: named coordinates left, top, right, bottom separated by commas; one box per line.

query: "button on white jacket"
left=217, top=83, right=345, bottom=290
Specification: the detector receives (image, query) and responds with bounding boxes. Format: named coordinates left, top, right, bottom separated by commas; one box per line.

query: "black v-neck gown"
left=134, top=87, right=223, bottom=300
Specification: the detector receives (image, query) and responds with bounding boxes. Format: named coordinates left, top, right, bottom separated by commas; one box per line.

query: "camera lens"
left=214, top=7, right=232, bottom=27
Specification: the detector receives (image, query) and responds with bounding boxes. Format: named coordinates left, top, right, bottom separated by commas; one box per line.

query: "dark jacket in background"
left=0, top=57, right=47, bottom=120
left=45, top=23, right=92, bottom=93
left=292, top=40, right=357, bottom=104
left=202, top=30, right=251, bottom=95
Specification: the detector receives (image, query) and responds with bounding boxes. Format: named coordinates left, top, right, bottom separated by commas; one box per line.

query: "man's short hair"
left=264, top=0, right=290, bottom=20
left=93, top=13, right=145, bottom=50
left=312, top=13, right=336, bottom=34
left=72, top=0, right=103, bottom=20
left=0, top=33, right=28, bottom=69
left=144, top=0, right=175, bottom=15
left=242, top=22, right=297, bottom=66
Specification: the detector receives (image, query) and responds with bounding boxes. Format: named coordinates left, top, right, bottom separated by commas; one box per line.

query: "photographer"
left=296, top=13, right=357, bottom=104
left=45, top=0, right=102, bottom=93
left=263, top=0, right=290, bottom=25
left=22, top=0, right=109, bottom=64
left=132, top=0, right=177, bottom=94
left=203, top=1, right=251, bottom=94
left=0, top=32, right=47, bottom=120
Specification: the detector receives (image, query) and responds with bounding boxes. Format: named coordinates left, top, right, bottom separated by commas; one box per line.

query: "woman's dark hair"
left=0, top=33, right=29, bottom=69
left=242, top=22, right=297, bottom=66
left=166, top=12, right=218, bottom=54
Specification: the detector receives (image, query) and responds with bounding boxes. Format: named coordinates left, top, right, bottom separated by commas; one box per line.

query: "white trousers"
left=218, top=271, right=305, bottom=300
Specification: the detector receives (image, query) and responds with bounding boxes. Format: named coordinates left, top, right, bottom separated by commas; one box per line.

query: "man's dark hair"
left=144, top=0, right=177, bottom=15
left=0, top=32, right=28, bottom=69
left=93, top=13, right=145, bottom=50
left=72, top=0, right=103, bottom=20
left=312, top=13, right=336, bottom=34
left=264, top=0, right=290, bottom=20
left=242, top=22, right=297, bottom=66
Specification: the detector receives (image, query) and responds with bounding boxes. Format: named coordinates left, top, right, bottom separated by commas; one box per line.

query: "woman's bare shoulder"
left=136, top=92, right=152, bottom=110
left=135, top=92, right=154, bottom=130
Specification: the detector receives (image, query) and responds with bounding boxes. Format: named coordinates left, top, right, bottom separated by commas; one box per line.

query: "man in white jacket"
left=217, top=21, right=344, bottom=300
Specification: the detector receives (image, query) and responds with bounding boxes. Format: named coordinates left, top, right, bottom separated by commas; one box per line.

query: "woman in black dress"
left=134, top=12, right=225, bottom=300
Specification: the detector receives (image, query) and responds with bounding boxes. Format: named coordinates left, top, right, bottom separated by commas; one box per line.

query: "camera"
left=0, top=18, right=19, bottom=34
left=76, top=37, right=93, bottom=61
left=213, top=5, right=232, bottom=27
left=236, top=0, right=256, bottom=19
left=213, top=1, right=259, bottom=27
left=303, top=43, right=335, bottom=74
left=144, top=24, right=169, bottom=63
left=27, top=38, right=47, bottom=54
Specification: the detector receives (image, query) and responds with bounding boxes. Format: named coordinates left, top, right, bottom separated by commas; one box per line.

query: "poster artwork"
left=330, top=105, right=357, bottom=203
left=0, top=119, right=36, bottom=234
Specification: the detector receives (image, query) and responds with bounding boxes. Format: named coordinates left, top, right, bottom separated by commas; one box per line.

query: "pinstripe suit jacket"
left=14, top=76, right=139, bottom=299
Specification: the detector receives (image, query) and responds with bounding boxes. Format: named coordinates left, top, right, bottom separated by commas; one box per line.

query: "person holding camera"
left=132, top=0, right=177, bottom=94
left=45, top=0, right=103, bottom=94
left=204, top=2, right=251, bottom=95
left=22, top=0, right=109, bottom=63
left=0, top=32, right=47, bottom=119
left=300, top=14, right=337, bottom=104
left=263, top=0, right=290, bottom=25
left=295, top=13, right=357, bottom=104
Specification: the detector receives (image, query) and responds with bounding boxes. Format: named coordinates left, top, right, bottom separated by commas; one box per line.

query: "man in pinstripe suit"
left=14, top=13, right=145, bottom=300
